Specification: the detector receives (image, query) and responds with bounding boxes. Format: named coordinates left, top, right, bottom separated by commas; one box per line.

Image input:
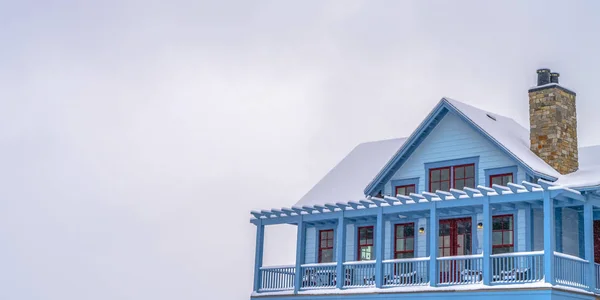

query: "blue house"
left=249, top=69, right=600, bottom=300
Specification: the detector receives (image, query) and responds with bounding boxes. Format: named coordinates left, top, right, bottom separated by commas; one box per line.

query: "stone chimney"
left=528, top=69, right=578, bottom=174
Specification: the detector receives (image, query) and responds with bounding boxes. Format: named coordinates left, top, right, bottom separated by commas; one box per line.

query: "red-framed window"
left=429, top=167, right=450, bottom=192
left=453, top=164, right=475, bottom=190
left=394, top=223, right=415, bottom=259
left=429, top=164, right=475, bottom=192
left=357, top=226, right=374, bottom=261
left=395, top=184, right=416, bottom=197
left=492, top=215, right=514, bottom=254
left=490, top=173, right=513, bottom=187
left=318, top=229, right=334, bottom=263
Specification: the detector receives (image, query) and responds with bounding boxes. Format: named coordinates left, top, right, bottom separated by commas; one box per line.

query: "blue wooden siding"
left=384, top=221, right=391, bottom=259
left=517, top=209, right=526, bottom=251
left=345, top=224, right=354, bottom=261
left=305, top=226, right=316, bottom=264
left=383, top=112, right=525, bottom=195
left=417, top=218, right=427, bottom=256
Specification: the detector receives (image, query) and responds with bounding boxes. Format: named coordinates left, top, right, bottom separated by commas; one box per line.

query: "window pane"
left=431, top=170, right=440, bottom=181
left=397, top=226, right=404, bottom=238
left=465, top=178, right=475, bottom=188
left=396, top=187, right=405, bottom=196
left=407, top=185, right=416, bottom=194
left=328, top=240, right=334, bottom=248
left=441, top=169, right=450, bottom=180
left=321, top=249, right=333, bottom=263
left=431, top=182, right=440, bottom=192
left=493, top=232, right=503, bottom=245
left=405, top=226, right=414, bottom=237
left=455, top=179, right=464, bottom=190
left=406, top=238, right=414, bottom=250
left=443, top=248, right=450, bottom=257
left=503, top=231, right=513, bottom=244
left=440, top=181, right=450, bottom=191
left=360, top=246, right=373, bottom=260
left=504, top=175, right=513, bottom=185
left=465, top=165, right=474, bottom=178
left=396, top=240, right=405, bottom=251
left=506, top=217, right=513, bottom=230
left=491, top=176, right=502, bottom=186
left=328, top=231, right=334, bottom=239
left=455, top=167, right=464, bottom=179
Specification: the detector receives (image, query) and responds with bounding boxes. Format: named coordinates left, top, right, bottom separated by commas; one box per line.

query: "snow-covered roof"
left=555, top=145, right=600, bottom=189
left=295, top=138, right=406, bottom=207
left=295, top=98, right=600, bottom=207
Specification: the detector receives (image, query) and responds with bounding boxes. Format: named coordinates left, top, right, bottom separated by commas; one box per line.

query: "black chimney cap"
left=550, top=72, right=560, bottom=84
left=537, top=68, right=551, bottom=86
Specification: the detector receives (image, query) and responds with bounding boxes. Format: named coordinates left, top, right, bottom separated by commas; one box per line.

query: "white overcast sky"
left=1, top=1, right=600, bottom=299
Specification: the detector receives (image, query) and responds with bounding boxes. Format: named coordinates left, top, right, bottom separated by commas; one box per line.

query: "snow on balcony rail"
left=343, top=260, right=376, bottom=266
left=490, top=250, right=544, bottom=258
left=382, top=257, right=430, bottom=263
left=249, top=180, right=582, bottom=221
left=300, top=262, right=337, bottom=268
left=436, top=253, right=483, bottom=261
left=260, top=264, right=296, bottom=270
left=553, top=251, right=589, bottom=263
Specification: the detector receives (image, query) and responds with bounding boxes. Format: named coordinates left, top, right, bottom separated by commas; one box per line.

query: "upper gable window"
left=490, top=173, right=513, bottom=186
left=395, top=184, right=416, bottom=196
left=429, top=164, right=475, bottom=192
left=429, top=167, right=450, bottom=192
left=454, top=164, right=475, bottom=190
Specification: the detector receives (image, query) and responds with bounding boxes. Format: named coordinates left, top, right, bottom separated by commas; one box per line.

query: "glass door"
left=439, top=217, right=472, bottom=283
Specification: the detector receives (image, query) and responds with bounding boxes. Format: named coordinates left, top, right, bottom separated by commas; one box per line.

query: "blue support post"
left=336, top=214, right=346, bottom=289
left=482, top=197, right=492, bottom=285
left=294, top=218, right=305, bottom=294
left=253, top=220, right=265, bottom=292
left=584, top=202, right=595, bottom=291
left=375, top=207, right=384, bottom=288
left=543, top=191, right=555, bottom=285
left=429, top=203, right=438, bottom=287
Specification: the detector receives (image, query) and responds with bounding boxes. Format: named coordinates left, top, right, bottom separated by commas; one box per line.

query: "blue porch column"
left=543, top=191, right=555, bottom=285
left=253, top=220, right=265, bottom=292
left=294, top=218, right=305, bottom=294
left=584, top=202, right=595, bottom=291
left=429, top=203, right=438, bottom=287
left=375, top=207, right=384, bottom=288
left=336, top=214, right=346, bottom=289
left=482, top=197, right=492, bottom=285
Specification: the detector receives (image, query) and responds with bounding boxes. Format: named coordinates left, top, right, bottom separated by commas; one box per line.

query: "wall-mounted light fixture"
left=477, top=222, right=483, bottom=229
left=419, top=227, right=425, bottom=234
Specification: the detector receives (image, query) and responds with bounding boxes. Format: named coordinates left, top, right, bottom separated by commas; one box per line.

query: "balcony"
left=250, top=180, right=600, bottom=297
